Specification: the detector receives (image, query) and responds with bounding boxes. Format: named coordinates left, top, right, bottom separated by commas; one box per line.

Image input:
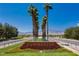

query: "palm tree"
left=28, top=4, right=39, bottom=39
left=42, top=16, right=47, bottom=40
left=44, top=3, right=52, bottom=40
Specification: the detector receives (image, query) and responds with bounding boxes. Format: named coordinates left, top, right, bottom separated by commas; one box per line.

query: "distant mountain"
left=18, top=31, right=64, bottom=35
left=18, top=32, right=32, bottom=35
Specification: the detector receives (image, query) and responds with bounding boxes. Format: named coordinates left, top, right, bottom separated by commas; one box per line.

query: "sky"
left=0, top=3, right=79, bottom=32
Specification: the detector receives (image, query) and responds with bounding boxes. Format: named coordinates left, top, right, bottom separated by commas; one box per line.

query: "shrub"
left=64, top=26, right=79, bottom=40
left=0, top=23, right=18, bottom=40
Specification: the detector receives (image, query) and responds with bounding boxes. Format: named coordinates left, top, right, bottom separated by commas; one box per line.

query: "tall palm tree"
left=42, top=16, right=47, bottom=40
left=28, top=4, right=39, bottom=39
left=44, top=3, right=52, bottom=40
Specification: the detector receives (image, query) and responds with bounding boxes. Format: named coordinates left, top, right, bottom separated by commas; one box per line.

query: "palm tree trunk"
left=46, top=11, right=48, bottom=41
left=32, top=12, right=38, bottom=39
left=42, top=26, right=46, bottom=40
left=36, top=27, right=38, bottom=37
left=32, top=18, right=37, bottom=39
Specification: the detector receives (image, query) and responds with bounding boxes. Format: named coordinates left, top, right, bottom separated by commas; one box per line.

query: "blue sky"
left=0, top=3, right=79, bottom=32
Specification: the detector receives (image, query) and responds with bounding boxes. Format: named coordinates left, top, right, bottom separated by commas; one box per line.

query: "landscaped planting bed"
left=0, top=43, right=77, bottom=56
left=20, top=42, right=61, bottom=50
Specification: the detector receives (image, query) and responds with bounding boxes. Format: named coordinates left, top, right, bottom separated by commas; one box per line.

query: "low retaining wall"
left=20, top=42, right=61, bottom=50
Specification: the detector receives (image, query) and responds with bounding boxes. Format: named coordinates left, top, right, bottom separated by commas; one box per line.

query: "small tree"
left=64, top=27, right=79, bottom=40
left=0, top=23, right=18, bottom=40
left=72, top=27, right=79, bottom=39
left=64, top=27, right=74, bottom=39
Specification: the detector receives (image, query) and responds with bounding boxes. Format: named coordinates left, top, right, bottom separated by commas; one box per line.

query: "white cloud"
left=77, top=23, right=79, bottom=26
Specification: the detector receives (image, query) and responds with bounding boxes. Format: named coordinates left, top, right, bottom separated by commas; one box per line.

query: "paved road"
left=0, top=40, right=22, bottom=45
left=49, top=37, right=79, bottom=46
left=0, top=37, right=33, bottom=48
left=1, top=36, right=79, bottom=51
left=48, top=37, right=79, bottom=51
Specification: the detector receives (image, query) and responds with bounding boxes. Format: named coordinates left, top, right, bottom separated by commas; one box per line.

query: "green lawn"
left=33, top=38, right=46, bottom=41
left=0, top=43, right=78, bottom=56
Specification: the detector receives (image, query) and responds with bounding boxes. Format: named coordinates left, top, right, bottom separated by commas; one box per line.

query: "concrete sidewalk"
left=49, top=37, right=79, bottom=55
left=58, top=43, right=79, bottom=55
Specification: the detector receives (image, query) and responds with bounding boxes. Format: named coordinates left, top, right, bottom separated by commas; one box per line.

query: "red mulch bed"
left=20, top=42, right=61, bottom=50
